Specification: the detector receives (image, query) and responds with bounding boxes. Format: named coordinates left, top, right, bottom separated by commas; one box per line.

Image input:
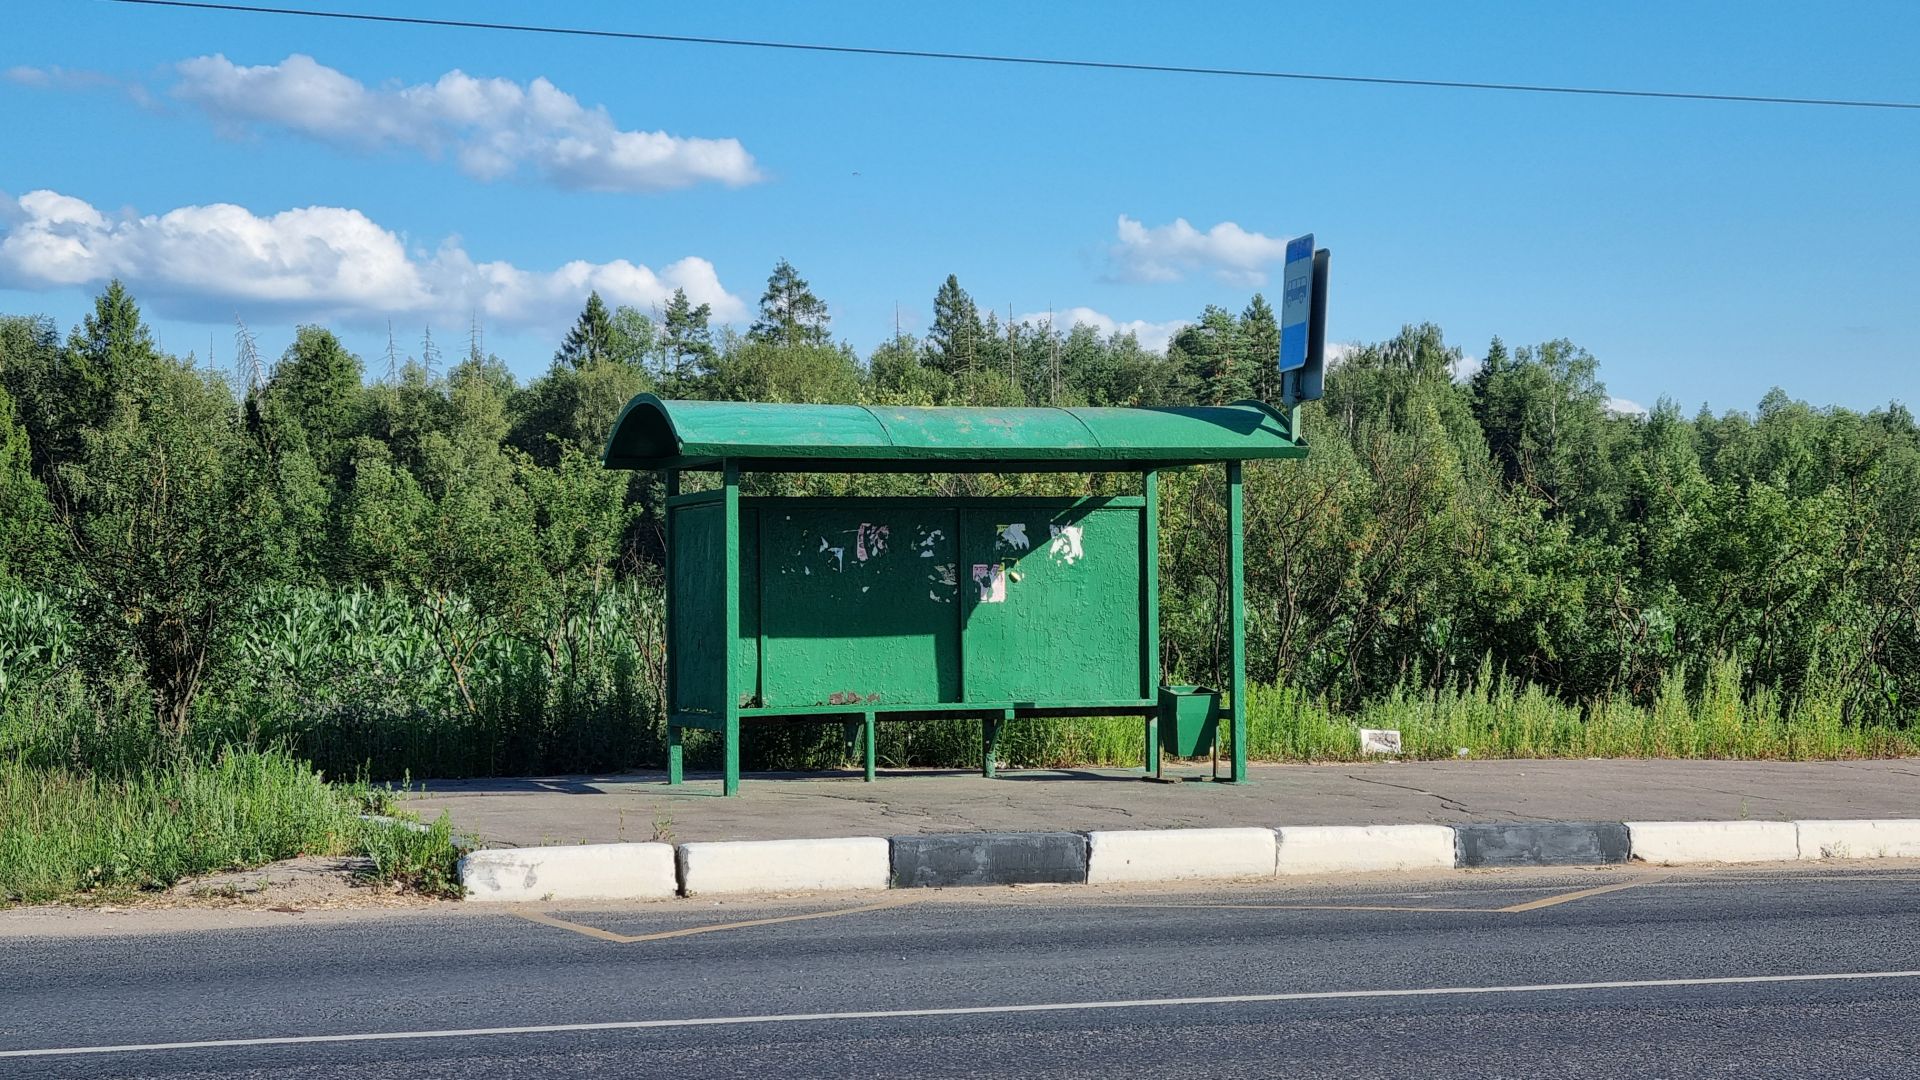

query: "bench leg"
left=983, top=710, right=1010, bottom=778
left=723, top=714, right=741, bottom=797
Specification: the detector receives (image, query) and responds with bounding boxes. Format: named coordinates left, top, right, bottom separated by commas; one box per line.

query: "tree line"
left=1, top=258, right=1915, bottom=773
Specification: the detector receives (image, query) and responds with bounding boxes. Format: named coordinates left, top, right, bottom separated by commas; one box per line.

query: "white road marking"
left=8, top=969, right=1919, bottom=1058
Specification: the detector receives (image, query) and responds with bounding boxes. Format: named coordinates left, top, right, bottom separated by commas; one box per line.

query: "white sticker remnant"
left=918, top=528, right=945, bottom=557
left=1048, top=524, right=1085, bottom=565
left=972, top=563, right=1006, bottom=603
left=1359, top=728, right=1403, bottom=755
left=930, top=563, right=957, bottom=587
left=997, top=522, right=1030, bottom=551
left=818, top=536, right=845, bottom=572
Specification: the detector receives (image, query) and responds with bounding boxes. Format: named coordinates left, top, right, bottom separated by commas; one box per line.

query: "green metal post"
left=665, top=468, right=681, bottom=787
left=1142, top=470, right=1160, bottom=773
left=1227, top=459, right=1248, bottom=784
left=863, top=711, right=877, bottom=783
left=722, top=460, right=742, bottom=796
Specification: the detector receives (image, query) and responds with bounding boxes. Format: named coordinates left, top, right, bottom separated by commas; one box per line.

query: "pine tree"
left=420, top=326, right=441, bottom=378
left=233, top=315, right=264, bottom=402
left=555, top=291, right=614, bottom=369
left=925, top=275, right=981, bottom=378
left=661, top=288, right=715, bottom=383
left=1239, top=293, right=1280, bottom=402
left=747, top=259, right=831, bottom=349
left=1170, top=306, right=1248, bottom=404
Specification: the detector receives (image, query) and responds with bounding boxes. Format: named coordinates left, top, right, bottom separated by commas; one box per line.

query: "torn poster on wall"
left=1048, top=524, right=1084, bottom=565
left=972, top=563, right=1006, bottom=603
left=855, top=523, right=890, bottom=562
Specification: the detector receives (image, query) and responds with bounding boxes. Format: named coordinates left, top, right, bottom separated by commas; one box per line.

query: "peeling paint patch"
left=917, top=528, right=945, bottom=557
left=1048, top=524, right=1085, bottom=565
left=972, top=563, right=1006, bottom=603
left=930, top=563, right=957, bottom=587
left=997, top=522, right=1030, bottom=551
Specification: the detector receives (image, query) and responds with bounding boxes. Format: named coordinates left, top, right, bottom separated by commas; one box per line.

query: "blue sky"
left=3, top=1, right=1916, bottom=413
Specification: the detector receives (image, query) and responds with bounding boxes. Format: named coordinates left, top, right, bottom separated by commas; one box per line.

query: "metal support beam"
left=722, top=459, right=742, bottom=797
left=1142, top=469, right=1160, bottom=774
left=863, top=711, right=877, bottom=783
left=1227, top=459, right=1248, bottom=784
left=664, top=466, right=680, bottom=786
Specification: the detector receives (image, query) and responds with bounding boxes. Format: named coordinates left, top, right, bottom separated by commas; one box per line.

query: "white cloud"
left=6, top=65, right=113, bottom=90
left=1017, top=307, right=1190, bottom=354
left=1607, top=396, right=1649, bottom=417
left=1325, top=342, right=1357, bottom=369
left=1107, top=215, right=1294, bottom=286
left=170, top=54, right=760, bottom=192
left=0, top=189, right=745, bottom=329
left=1451, top=353, right=1483, bottom=383
left=7, top=64, right=156, bottom=108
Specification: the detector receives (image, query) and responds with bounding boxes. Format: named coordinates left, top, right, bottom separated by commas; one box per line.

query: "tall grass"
left=3, top=583, right=1915, bottom=782
left=0, top=749, right=462, bottom=905
left=0, top=582, right=663, bottom=779
left=851, top=657, right=1920, bottom=769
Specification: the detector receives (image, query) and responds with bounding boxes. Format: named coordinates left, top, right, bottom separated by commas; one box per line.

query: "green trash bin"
left=1157, top=685, right=1221, bottom=758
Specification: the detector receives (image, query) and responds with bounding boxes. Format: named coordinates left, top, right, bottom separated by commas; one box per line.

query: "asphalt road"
left=7, top=866, right=1920, bottom=1077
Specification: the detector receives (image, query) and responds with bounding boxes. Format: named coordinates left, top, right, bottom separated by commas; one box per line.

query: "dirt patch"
left=145, top=855, right=436, bottom=910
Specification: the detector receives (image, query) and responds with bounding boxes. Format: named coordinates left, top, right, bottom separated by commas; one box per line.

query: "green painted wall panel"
left=673, top=495, right=1147, bottom=714
left=756, top=506, right=960, bottom=707
left=736, top=508, right=761, bottom=707
left=670, top=501, right=724, bottom=714
left=671, top=503, right=763, bottom=712
left=958, top=506, right=1144, bottom=703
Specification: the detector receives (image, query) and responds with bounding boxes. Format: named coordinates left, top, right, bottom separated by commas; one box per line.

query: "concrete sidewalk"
left=407, top=758, right=1920, bottom=847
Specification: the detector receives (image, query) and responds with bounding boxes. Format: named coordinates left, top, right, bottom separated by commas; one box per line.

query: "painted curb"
left=891, top=832, right=1089, bottom=888
left=1796, top=819, right=1920, bottom=860
left=454, top=818, right=1920, bottom=900
left=1626, top=820, right=1800, bottom=865
left=1454, top=822, right=1632, bottom=867
left=678, top=837, right=891, bottom=896
left=1087, top=827, right=1278, bottom=884
left=459, top=842, right=676, bottom=902
left=1275, top=824, right=1455, bottom=875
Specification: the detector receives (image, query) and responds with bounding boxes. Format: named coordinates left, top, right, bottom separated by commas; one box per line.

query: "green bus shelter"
left=603, top=395, right=1307, bottom=795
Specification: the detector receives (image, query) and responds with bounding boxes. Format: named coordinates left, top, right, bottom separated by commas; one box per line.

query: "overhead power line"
left=106, top=0, right=1920, bottom=112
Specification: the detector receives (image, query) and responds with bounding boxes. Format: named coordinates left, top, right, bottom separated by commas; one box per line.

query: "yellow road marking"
left=1496, top=877, right=1663, bottom=913
left=512, top=895, right=922, bottom=944
left=1074, top=876, right=1667, bottom=915
left=512, top=909, right=637, bottom=943
left=1077, top=901, right=1491, bottom=913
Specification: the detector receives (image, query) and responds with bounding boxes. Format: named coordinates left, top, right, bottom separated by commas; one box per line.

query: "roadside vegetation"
left=2, top=269, right=1917, bottom=900
left=0, top=749, right=461, bottom=905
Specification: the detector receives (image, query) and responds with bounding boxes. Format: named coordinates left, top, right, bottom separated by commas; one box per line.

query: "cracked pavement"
left=404, top=758, right=1920, bottom=846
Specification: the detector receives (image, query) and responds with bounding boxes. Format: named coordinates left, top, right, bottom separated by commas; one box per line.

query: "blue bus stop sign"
left=1278, top=233, right=1315, bottom=373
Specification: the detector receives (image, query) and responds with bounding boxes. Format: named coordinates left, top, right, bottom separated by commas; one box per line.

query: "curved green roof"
left=602, top=395, right=1304, bottom=473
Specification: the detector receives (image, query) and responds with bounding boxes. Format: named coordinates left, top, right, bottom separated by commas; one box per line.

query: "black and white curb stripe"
left=457, top=818, right=1920, bottom=902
